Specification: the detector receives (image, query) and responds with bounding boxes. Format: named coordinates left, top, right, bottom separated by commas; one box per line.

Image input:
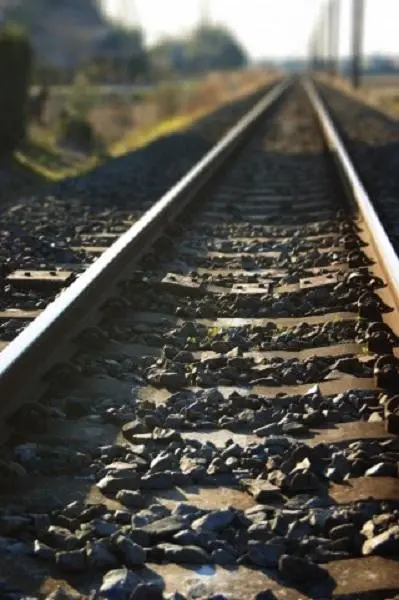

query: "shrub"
left=57, top=108, right=96, bottom=153
left=0, top=23, right=33, bottom=155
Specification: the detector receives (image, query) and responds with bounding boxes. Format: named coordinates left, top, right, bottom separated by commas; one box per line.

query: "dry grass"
left=111, top=70, right=278, bottom=157
left=16, top=123, right=100, bottom=181
left=317, top=73, right=399, bottom=118
left=16, top=69, right=276, bottom=181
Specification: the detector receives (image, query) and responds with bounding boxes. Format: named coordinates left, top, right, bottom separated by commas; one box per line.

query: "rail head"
left=0, top=78, right=290, bottom=428
left=304, top=78, right=399, bottom=319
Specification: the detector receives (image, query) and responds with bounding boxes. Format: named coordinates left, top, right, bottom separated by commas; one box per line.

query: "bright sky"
left=103, top=0, right=398, bottom=59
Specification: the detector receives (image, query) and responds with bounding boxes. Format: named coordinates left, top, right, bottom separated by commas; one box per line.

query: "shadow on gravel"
left=244, top=562, right=337, bottom=598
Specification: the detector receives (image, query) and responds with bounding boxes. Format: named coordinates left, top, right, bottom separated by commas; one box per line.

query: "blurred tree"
left=93, top=26, right=147, bottom=82
left=185, top=26, right=248, bottom=73
left=0, top=22, right=32, bottom=154
left=149, top=25, right=248, bottom=79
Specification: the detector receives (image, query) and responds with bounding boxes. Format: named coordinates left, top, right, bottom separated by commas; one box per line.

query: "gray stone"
left=329, top=523, right=357, bottom=540
left=282, top=422, right=308, bottom=436
left=100, top=568, right=141, bottom=600
left=254, top=423, right=282, bottom=436
left=362, top=525, right=399, bottom=556
left=263, top=436, right=293, bottom=450
left=112, top=535, right=146, bottom=566
left=159, top=371, right=186, bottom=389
left=33, top=539, right=56, bottom=561
left=172, top=503, right=203, bottom=521
left=173, top=529, right=200, bottom=546
left=284, top=469, right=320, bottom=493
left=86, top=541, right=118, bottom=570
left=140, top=472, right=174, bottom=490
left=362, top=513, right=395, bottom=539
left=192, top=509, right=235, bottom=532
left=121, top=421, right=147, bottom=441
left=97, top=473, right=140, bottom=495
left=150, top=452, right=175, bottom=472
left=365, top=462, right=398, bottom=477
left=56, top=548, right=86, bottom=572
left=43, top=525, right=79, bottom=550
left=245, top=480, right=283, bottom=504
left=91, top=519, right=119, bottom=537
left=142, top=515, right=186, bottom=542
left=278, top=554, right=329, bottom=582
left=158, top=543, right=210, bottom=563
left=248, top=520, right=273, bottom=540
left=116, top=490, right=146, bottom=509
left=106, top=459, right=147, bottom=474
left=115, top=510, right=132, bottom=525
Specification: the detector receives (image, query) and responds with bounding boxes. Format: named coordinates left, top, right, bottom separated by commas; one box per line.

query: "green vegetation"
left=150, top=26, right=248, bottom=79
left=0, top=23, right=32, bottom=155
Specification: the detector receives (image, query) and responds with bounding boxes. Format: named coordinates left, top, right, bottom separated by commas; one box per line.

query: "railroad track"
left=0, top=83, right=272, bottom=348
left=0, top=78, right=399, bottom=600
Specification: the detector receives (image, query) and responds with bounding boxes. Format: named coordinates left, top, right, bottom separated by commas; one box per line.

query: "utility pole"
left=328, top=0, right=340, bottom=76
left=320, top=10, right=328, bottom=71
left=328, top=0, right=334, bottom=75
left=352, top=0, right=364, bottom=88
left=333, top=0, right=340, bottom=76
left=199, top=0, right=210, bottom=27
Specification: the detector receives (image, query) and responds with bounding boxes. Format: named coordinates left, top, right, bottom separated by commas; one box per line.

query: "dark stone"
left=140, top=472, right=174, bottom=490
left=100, top=568, right=141, bottom=600
left=254, top=592, right=278, bottom=600
left=247, top=540, right=285, bottom=567
left=97, top=473, right=141, bottom=495
left=56, top=549, right=86, bottom=572
left=33, top=539, right=56, bottom=561
left=211, top=548, right=236, bottom=565
left=86, top=541, right=118, bottom=570
left=159, top=372, right=187, bottom=389
left=284, top=469, right=320, bottom=494
left=365, top=462, right=398, bottom=477
left=362, top=526, right=399, bottom=556
left=116, top=490, right=147, bottom=508
left=278, top=554, right=329, bottom=582
left=282, top=422, right=308, bottom=436
left=42, top=525, right=79, bottom=550
left=142, top=516, right=186, bottom=542
left=112, top=535, right=146, bottom=566
left=329, top=523, right=357, bottom=540
left=192, top=509, right=235, bottom=532
left=157, top=543, right=210, bottom=564
left=131, top=584, right=164, bottom=600
left=246, top=480, right=283, bottom=504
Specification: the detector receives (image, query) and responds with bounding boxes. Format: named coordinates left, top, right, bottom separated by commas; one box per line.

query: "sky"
left=102, top=0, right=398, bottom=60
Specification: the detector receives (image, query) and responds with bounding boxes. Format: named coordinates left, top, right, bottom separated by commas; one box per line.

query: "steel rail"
left=0, top=78, right=290, bottom=432
left=304, top=78, right=399, bottom=317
